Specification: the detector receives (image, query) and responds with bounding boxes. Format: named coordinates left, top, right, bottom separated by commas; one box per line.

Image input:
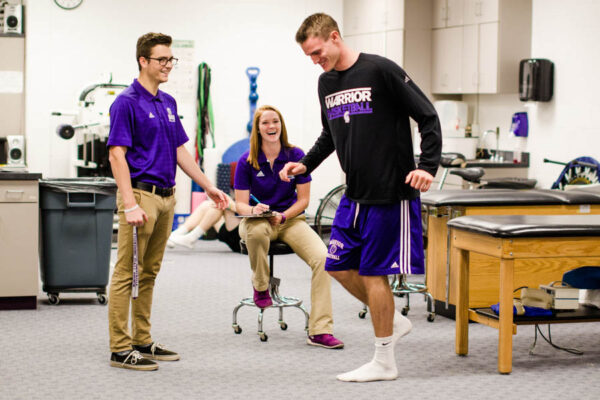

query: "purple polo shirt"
left=107, top=79, right=188, bottom=187
left=234, top=146, right=311, bottom=213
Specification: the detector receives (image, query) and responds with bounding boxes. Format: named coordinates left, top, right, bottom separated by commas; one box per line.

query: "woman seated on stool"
left=234, top=104, right=343, bottom=349
left=167, top=194, right=241, bottom=253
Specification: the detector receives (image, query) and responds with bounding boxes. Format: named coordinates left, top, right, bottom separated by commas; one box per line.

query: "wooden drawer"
left=0, top=181, right=38, bottom=203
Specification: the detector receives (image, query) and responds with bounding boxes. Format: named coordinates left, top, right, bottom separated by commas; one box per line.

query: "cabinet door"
left=464, top=0, right=499, bottom=25
left=432, top=27, right=463, bottom=93
left=477, top=22, right=499, bottom=93
left=385, top=29, right=404, bottom=67
left=385, top=0, right=405, bottom=30
left=461, top=24, right=479, bottom=93
left=433, top=0, right=464, bottom=28
left=343, top=0, right=387, bottom=35
left=345, top=32, right=386, bottom=57
left=432, top=0, right=448, bottom=29
left=0, top=202, right=39, bottom=297
left=446, top=0, right=464, bottom=27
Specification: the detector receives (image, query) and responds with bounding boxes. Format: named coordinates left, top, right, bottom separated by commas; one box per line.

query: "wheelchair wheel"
left=315, top=184, right=346, bottom=243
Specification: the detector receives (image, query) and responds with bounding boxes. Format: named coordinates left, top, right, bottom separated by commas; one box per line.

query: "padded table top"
left=421, top=189, right=600, bottom=207
left=447, top=214, right=600, bottom=238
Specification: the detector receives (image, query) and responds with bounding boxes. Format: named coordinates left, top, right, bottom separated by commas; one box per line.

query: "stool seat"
left=232, top=239, right=309, bottom=342
left=450, top=167, right=485, bottom=183
left=239, top=240, right=294, bottom=256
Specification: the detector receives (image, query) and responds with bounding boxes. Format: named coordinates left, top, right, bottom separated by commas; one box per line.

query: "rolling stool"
left=358, top=274, right=436, bottom=322
left=232, top=240, right=310, bottom=342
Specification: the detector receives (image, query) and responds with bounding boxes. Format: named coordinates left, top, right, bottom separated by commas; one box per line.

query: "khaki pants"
left=108, top=189, right=176, bottom=353
left=239, top=215, right=333, bottom=335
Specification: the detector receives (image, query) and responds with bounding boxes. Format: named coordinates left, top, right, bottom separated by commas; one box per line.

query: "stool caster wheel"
left=279, top=322, right=288, bottom=331
left=48, top=293, right=60, bottom=305
left=427, top=313, right=435, bottom=322
left=401, top=306, right=409, bottom=316
left=233, top=324, right=242, bottom=334
left=259, top=332, right=268, bottom=342
left=358, top=310, right=367, bottom=319
left=97, top=294, right=108, bottom=305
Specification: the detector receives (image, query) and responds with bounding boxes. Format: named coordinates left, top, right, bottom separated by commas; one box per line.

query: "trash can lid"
left=39, top=177, right=117, bottom=195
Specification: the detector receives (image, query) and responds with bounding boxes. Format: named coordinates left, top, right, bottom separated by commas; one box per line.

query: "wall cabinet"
left=344, top=0, right=404, bottom=36
left=463, top=0, right=499, bottom=25
left=343, top=0, right=406, bottom=66
left=344, top=0, right=433, bottom=77
left=432, top=0, right=464, bottom=28
left=431, top=0, right=531, bottom=94
left=431, top=27, right=462, bottom=93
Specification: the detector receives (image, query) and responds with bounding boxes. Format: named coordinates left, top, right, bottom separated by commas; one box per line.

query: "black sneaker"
left=110, top=350, right=158, bottom=371
left=133, top=342, right=180, bottom=361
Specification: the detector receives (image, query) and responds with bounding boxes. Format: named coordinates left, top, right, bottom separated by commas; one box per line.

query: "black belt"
left=132, top=181, right=175, bottom=197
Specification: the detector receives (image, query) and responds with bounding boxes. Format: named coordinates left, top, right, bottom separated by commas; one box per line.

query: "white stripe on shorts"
left=398, top=200, right=411, bottom=274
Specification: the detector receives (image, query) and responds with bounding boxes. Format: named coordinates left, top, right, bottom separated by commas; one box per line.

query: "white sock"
left=392, top=309, right=412, bottom=346
left=169, top=226, right=205, bottom=249
left=187, top=225, right=205, bottom=241
left=172, top=226, right=188, bottom=236
left=336, top=335, right=398, bottom=382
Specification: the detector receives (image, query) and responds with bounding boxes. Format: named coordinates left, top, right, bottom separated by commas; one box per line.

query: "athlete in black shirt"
left=281, top=13, right=442, bottom=382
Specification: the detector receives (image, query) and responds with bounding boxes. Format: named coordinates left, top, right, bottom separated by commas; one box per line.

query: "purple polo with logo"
left=107, top=79, right=188, bottom=187
left=234, top=147, right=311, bottom=213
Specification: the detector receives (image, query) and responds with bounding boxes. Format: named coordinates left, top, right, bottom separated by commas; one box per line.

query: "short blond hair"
left=295, top=13, right=340, bottom=44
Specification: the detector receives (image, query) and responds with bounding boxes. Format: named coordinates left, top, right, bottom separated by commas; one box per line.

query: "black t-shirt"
left=301, top=53, right=442, bottom=204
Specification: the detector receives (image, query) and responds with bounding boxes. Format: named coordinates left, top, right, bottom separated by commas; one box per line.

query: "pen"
left=250, top=194, right=261, bottom=205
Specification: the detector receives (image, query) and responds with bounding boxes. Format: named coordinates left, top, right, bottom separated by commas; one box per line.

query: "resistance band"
left=196, top=62, right=215, bottom=168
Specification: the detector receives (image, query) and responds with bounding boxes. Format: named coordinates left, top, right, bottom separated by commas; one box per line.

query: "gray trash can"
left=39, top=178, right=117, bottom=305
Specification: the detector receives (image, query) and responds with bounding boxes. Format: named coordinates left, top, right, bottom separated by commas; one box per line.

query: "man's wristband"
left=124, top=204, right=139, bottom=214
left=280, top=213, right=286, bottom=224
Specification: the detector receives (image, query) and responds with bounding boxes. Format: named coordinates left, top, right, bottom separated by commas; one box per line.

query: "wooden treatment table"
left=421, top=189, right=600, bottom=318
left=448, top=215, right=600, bottom=374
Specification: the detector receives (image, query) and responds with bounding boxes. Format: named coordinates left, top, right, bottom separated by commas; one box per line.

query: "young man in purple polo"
left=107, top=32, right=227, bottom=371
left=280, top=14, right=442, bottom=381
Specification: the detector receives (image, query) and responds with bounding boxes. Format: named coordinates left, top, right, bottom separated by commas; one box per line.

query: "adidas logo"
left=404, top=75, right=410, bottom=83
left=391, top=262, right=400, bottom=269
left=149, top=112, right=155, bottom=119
left=256, top=171, right=265, bottom=177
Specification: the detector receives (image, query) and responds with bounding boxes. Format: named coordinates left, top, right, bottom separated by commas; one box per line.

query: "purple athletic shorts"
left=325, top=195, right=424, bottom=276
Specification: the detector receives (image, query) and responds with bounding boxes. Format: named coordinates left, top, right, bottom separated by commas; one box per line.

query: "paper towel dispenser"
left=519, top=59, right=554, bottom=102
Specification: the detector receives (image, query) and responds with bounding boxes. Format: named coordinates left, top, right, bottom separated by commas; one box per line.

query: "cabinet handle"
left=5, top=190, right=24, bottom=199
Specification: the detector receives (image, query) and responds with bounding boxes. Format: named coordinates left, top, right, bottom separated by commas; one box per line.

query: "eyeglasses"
left=146, top=57, right=179, bottom=66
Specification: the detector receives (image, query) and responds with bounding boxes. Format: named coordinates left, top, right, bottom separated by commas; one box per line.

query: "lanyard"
left=132, top=226, right=139, bottom=299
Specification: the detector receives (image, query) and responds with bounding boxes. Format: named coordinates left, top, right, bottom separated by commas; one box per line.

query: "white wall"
left=24, top=0, right=343, bottom=214
left=464, top=0, right=600, bottom=189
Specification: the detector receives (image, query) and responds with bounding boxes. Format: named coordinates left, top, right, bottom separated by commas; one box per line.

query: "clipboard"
left=236, top=211, right=275, bottom=218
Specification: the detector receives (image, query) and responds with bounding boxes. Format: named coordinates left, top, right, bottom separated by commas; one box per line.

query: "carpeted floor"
left=1, top=239, right=599, bottom=399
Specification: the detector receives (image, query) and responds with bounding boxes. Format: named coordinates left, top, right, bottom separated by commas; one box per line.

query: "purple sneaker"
left=253, top=288, right=272, bottom=308
left=307, top=334, right=344, bottom=349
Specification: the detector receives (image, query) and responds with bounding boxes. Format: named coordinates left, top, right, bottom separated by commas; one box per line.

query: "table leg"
left=454, top=244, right=469, bottom=355
left=498, top=257, right=514, bottom=374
